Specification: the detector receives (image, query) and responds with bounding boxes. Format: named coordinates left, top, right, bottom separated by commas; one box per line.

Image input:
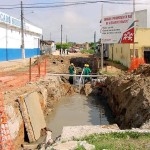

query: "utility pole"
left=66, top=35, right=68, bottom=43
left=6, top=24, right=8, bottom=61
left=50, top=32, right=51, bottom=41
left=21, top=1, right=25, bottom=59
left=133, top=0, right=136, bottom=58
left=60, top=24, right=63, bottom=55
left=94, top=31, right=96, bottom=53
left=101, top=4, right=103, bottom=70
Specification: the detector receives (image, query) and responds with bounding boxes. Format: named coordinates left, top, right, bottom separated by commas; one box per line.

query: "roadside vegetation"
left=80, top=49, right=95, bottom=54
left=56, top=43, right=72, bottom=50
left=76, top=132, right=150, bottom=150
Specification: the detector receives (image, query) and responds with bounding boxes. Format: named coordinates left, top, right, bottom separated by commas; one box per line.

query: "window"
left=121, top=47, right=123, bottom=53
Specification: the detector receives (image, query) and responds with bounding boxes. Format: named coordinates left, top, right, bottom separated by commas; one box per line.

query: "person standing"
left=84, top=64, right=91, bottom=82
left=68, top=63, right=75, bottom=84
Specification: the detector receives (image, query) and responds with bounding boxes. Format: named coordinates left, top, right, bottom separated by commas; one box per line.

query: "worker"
left=68, top=63, right=75, bottom=84
left=84, top=64, right=91, bottom=82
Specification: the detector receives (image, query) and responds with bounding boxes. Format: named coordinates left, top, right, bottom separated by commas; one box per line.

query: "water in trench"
left=47, top=94, right=115, bottom=139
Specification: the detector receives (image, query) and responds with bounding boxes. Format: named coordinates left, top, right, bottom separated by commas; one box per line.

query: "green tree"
left=89, top=42, right=95, bottom=50
left=56, top=43, right=62, bottom=50
left=62, top=43, right=70, bottom=50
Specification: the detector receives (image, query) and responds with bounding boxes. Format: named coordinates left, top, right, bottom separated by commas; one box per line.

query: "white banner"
left=101, top=13, right=134, bottom=44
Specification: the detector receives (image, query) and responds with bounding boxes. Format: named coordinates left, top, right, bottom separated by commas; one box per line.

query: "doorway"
left=144, top=47, right=150, bottom=64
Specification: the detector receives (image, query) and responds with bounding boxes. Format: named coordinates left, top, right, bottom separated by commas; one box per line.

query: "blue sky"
left=0, top=0, right=149, bottom=43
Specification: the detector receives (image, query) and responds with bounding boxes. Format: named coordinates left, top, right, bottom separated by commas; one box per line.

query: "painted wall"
left=134, top=28, right=150, bottom=57
left=0, top=23, right=41, bottom=61
left=108, top=28, right=150, bottom=67
left=0, top=11, right=42, bottom=61
left=109, top=44, right=130, bottom=67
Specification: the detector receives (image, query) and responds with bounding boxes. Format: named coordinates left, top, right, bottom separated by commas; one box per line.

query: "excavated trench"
left=46, top=94, right=115, bottom=140
left=37, top=57, right=150, bottom=149
left=45, top=56, right=115, bottom=140
left=5, top=55, right=150, bottom=149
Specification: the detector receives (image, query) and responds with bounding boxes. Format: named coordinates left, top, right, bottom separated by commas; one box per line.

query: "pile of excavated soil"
left=133, top=64, right=150, bottom=76
left=104, top=64, right=150, bottom=129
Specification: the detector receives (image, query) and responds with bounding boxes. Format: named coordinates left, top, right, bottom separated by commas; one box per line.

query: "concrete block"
left=18, top=92, right=46, bottom=142
left=24, top=92, right=46, bottom=140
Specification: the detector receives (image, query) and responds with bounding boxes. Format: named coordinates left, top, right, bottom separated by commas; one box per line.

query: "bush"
left=80, top=49, right=95, bottom=54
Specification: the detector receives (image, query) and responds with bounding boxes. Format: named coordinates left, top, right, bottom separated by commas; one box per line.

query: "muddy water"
left=47, top=94, right=114, bottom=139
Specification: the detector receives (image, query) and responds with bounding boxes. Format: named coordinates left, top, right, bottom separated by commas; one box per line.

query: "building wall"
left=109, top=44, right=130, bottom=67
left=109, top=28, right=150, bottom=67
left=0, top=11, right=42, bottom=61
left=134, top=28, right=150, bottom=58
left=0, top=23, right=40, bottom=61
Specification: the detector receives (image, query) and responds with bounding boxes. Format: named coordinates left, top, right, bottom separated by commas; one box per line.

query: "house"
left=108, top=28, right=150, bottom=67
left=0, top=11, right=42, bottom=61
left=40, top=40, right=56, bottom=54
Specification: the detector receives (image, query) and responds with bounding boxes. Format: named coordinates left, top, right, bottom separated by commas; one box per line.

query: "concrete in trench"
left=18, top=92, right=46, bottom=142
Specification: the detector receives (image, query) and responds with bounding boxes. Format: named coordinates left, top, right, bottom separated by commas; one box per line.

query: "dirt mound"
left=133, top=64, right=150, bottom=76
left=104, top=68, right=150, bottom=129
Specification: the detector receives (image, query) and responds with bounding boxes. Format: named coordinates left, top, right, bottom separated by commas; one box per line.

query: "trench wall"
left=4, top=76, right=74, bottom=149
left=104, top=75, right=150, bottom=129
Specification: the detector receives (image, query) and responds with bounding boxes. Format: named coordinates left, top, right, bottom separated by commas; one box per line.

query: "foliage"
left=75, top=144, right=85, bottom=150
left=80, top=49, right=95, bottom=54
left=77, top=132, right=150, bottom=150
left=56, top=43, right=71, bottom=50
left=56, top=43, right=61, bottom=50
left=89, top=42, right=95, bottom=50
left=89, top=42, right=96, bottom=50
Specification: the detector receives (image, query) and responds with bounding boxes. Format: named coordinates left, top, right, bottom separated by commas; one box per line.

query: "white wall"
left=0, top=25, right=6, bottom=48
left=0, top=23, right=40, bottom=49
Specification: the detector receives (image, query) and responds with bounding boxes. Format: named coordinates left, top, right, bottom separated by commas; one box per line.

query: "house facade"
left=0, top=11, right=42, bottom=61
left=108, top=28, right=150, bottom=67
left=40, top=40, right=56, bottom=54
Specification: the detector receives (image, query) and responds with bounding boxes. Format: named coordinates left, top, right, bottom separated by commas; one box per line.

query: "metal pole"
left=66, top=35, right=68, bottom=43
left=37, top=57, right=40, bottom=77
left=133, top=0, right=136, bottom=58
left=44, top=58, right=47, bottom=75
left=21, top=1, right=25, bottom=59
left=94, top=31, right=96, bottom=53
left=6, top=24, right=8, bottom=61
left=29, top=58, right=31, bottom=82
left=101, top=4, right=104, bottom=69
left=60, top=24, right=63, bottom=55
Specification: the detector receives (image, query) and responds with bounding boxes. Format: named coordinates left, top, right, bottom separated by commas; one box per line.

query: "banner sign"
left=101, top=13, right=134, bottom=44
left=0, top=11, right=42, bottom=34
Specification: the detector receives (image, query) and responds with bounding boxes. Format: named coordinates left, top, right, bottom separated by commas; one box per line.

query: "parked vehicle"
left=68, top=49, right=77, bottom=53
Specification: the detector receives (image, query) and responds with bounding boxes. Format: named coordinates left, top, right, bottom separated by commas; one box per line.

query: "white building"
left=0, top=11, right=42, bottom=61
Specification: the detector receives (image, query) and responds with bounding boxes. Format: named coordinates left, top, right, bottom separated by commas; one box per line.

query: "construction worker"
left=68, top=63, right=75, bottom=84
left=84, top=64, right=91, bottom=82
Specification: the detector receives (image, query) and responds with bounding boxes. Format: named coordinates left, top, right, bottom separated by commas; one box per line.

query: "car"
left=68, top=49, right=77, bottom=53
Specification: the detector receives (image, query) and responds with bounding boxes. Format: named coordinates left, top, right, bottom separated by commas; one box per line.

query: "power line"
left=0, top=0, right=147, bottom=10
left=22, top=0, right=132, bottom=6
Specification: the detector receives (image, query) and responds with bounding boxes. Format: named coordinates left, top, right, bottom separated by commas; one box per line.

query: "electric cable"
left=0, top=0, right=147, bottom=10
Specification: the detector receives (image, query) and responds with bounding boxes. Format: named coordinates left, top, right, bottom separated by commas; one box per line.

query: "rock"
left=80, top=141, right=95, bottom=150
left=84, top=83, right=92, bottom=96
left=37, top=143, right=46, bottom=150
left=52, top=141, right=78, bottom=150
left=45, top=130, right=53, bottom=145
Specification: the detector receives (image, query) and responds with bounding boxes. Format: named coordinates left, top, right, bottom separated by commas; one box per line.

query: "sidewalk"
left=0, top=58, right=36, bottom=72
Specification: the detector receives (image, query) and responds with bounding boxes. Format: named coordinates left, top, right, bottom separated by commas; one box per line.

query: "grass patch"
left=76, top=132, right=150, bottom=150
left=80, top=49, right=95, bottom=54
